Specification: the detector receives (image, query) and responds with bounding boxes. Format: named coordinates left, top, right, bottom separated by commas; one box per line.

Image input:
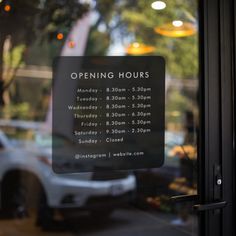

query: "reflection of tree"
left=85, top=26, right=110, bottom=56
left=90, top=0, right=199, bottom=127
left=93, top=0, right=198, bottom=80
left=0, top=0, right=89, bottom=106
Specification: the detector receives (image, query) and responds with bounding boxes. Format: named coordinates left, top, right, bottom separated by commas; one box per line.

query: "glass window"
left=0, top=0, right=198, bottom=235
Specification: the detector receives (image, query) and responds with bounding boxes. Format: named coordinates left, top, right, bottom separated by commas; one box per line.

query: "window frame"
left=198, top=0, right=235, bottom=235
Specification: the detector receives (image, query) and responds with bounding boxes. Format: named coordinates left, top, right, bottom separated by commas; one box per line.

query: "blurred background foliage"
left=91, top=0, right=198, bottom=129
left=85, top=26, right=110, bottom=56
left=93, top=0, right=198, bottom=79
left=0, top=0, right=198, bottom=126
left=0, top=0, right=89, bottom=107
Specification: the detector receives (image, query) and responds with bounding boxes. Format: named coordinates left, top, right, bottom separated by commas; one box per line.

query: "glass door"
left=0, top=0, right=234, bottom=236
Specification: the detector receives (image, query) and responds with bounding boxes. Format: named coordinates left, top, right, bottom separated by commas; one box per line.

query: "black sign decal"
left=52, top=56, right=165, bottom=173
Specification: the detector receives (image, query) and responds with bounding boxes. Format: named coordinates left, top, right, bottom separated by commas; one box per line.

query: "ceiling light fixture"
left=151, top=1, right=166, bottom=10
left=154, top=22, right=196, bottom=37
left=172, top=20, right=183, bottom=27
left=126, top=42, right=155, bottom=55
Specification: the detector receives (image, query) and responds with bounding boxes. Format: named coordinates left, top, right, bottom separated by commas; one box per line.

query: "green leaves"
left=94, top=0, right=198, bottom=79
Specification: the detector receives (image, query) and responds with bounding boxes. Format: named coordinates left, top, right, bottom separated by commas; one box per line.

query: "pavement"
left=0, top=207, right=198, bottom=236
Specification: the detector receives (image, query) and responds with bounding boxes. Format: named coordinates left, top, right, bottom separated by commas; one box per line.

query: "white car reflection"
left=0, top=120, right=136, bottom=229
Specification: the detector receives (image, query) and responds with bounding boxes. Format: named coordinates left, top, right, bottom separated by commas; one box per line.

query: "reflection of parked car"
left=0, top=120, right=136, bottom=229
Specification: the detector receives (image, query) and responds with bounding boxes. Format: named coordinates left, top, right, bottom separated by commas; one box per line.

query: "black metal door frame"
left=199, top=0, right=235, bottom=235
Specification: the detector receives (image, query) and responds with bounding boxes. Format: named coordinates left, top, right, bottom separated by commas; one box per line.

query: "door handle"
left=170, top=194, right=198, bottom=203
left=193, top=201, right=227, bottom=212
left=170, top=195, right=227, bottom=212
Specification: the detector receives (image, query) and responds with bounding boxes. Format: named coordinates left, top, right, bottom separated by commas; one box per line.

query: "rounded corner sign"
left=52, top=56, right=165, bottom=173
